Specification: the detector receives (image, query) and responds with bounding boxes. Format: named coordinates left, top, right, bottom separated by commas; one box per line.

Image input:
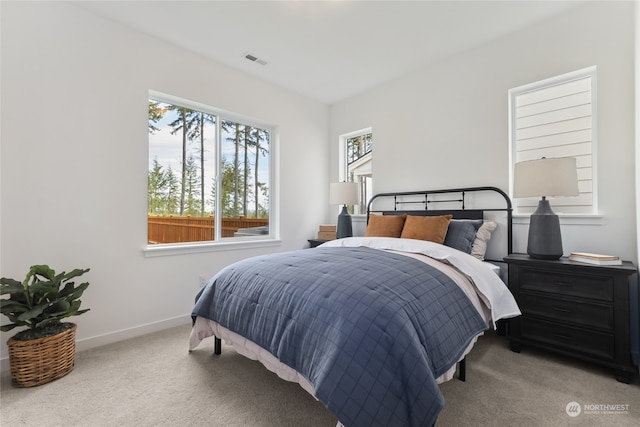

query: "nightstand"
left=504, top=253, right=638, bottom=383
left=307, top=239, right=329, bottom=248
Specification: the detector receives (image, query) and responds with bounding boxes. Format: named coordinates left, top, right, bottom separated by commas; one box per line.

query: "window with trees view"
left=148, top=93, right=271, bottom=245
left=345, top=131, right=372, bottom=215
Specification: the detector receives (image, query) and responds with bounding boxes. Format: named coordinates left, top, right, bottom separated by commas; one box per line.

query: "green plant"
left=1, top=265, right=90, bottom=340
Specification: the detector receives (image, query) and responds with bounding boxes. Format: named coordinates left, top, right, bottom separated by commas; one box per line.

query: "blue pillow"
left=443, top=219, right=483, bottom=254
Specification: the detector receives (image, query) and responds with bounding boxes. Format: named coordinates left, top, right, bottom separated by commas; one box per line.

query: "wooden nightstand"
left=504, top=253, right=638, bottom=383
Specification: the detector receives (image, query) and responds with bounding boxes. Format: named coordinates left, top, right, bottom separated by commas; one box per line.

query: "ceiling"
left=73, top=1, right=579, bottom=105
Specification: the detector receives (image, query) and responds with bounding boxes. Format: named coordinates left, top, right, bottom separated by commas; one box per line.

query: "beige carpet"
left=1, top=324, right=638, bottom=426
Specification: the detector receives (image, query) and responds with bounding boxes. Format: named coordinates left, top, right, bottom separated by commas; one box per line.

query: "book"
left=569, top=252, right=622, bottom=265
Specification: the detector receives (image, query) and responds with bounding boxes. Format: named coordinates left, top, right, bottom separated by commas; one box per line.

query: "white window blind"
left=510, top=66, right=596, bottom=214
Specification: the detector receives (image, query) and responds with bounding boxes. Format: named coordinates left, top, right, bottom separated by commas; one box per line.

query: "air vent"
left=243, top=52, right=268, bottom=66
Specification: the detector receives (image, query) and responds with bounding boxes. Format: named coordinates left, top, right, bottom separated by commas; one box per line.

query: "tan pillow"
left=400, top=214, right=453, bottom=244
left=365, top=214, right=407, bottom=237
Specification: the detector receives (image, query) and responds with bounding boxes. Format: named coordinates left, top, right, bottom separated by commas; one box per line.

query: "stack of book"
left=317, top=224, right=336, bottom=241
left=569, top=252, right=621, bottom=265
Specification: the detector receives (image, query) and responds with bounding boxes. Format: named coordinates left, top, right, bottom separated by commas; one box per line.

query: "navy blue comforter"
left=192, top=246, right=487, bottom=427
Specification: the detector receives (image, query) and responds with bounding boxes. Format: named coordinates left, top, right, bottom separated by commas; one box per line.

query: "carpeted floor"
left=1, top=324, right=638, bottom=426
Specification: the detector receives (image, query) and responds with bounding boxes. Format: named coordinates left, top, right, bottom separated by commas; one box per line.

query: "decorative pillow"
left=400, top=214, right=452, bottom=244
left=443, top=219, right=483, bottom=254
left=364, top=214, right=407, bottom=237
left=471, top=220, right=497, bottom=260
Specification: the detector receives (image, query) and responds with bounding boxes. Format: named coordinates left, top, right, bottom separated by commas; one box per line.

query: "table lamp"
left=329, top=182, right=359, bottom=239
left=513, top=157, right=578, bottom=259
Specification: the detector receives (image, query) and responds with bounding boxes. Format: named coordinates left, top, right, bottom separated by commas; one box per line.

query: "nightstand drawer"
left=520, top=269, right=613, bottom=301
left=521, top=318, right=615, bottom=360
left=519, top=293, right=614, bottom=330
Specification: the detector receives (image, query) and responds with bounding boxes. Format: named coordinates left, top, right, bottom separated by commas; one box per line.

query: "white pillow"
left=471, top=220, right=497, bottom=260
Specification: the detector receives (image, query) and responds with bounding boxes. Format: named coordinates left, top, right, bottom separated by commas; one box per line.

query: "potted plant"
left=1, top=264, right=90, bottom=387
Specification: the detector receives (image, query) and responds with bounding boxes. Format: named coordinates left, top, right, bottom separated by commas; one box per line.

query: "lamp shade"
left=330, top=182, right=359, bottom=205
left=513, top=157, right=579, bottom=198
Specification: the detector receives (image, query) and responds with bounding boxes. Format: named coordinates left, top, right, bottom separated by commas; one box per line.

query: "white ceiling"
left=73, top=1, right=579, bottom=104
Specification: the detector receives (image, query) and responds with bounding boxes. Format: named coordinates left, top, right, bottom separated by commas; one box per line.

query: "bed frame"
left=367, top=186, right=513, bottom=261
left=211, top=186, right=514, bottom=382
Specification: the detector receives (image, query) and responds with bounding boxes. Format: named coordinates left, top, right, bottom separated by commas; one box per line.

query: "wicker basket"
left=7, top=323, right=77, bottom=387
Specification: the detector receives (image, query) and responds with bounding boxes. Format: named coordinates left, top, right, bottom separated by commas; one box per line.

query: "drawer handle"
left=552, top=333, right=572, bottom=341
left=553, top=281, right=572, bottom=287
left=551, top=307, right=572, bottom=314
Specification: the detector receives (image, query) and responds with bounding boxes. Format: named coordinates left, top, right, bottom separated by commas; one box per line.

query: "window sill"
left=513, top=213, right=603, bottom=226
left=143, top=238, right=282, bottom=257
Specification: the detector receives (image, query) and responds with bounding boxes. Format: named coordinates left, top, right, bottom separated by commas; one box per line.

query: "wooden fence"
left=148, top=215, right=269, bottom=244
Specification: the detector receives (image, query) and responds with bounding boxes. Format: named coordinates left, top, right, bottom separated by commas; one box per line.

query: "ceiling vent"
left=243, top=52, right=268, bottom=66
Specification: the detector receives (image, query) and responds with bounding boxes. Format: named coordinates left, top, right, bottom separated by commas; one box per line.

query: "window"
left=342, top=129, right=372, bottom=214
left=147, top=92, right=272, bottom=246
left=509, top=66, right=597, bottom=215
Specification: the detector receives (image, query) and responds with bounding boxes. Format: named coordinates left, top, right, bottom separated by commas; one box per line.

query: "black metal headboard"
left=366, top=186, right=513, bottom=257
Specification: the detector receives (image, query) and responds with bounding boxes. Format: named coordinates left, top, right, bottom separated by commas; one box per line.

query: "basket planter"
left=1, top=265, right=89, bottom=387
left=7, top=323, right=77, bottom=387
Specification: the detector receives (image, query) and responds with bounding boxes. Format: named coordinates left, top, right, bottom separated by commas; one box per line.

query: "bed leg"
left=214, top=336, right=222, bottom=355
left=458, top=357, right=466, bottom=382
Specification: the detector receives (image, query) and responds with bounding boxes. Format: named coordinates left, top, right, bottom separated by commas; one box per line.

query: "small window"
left=342, top=130, right=372, bottom=214
left=509, top=66, right=596, bottom=214
left=148, top=92, right=272, bottom=245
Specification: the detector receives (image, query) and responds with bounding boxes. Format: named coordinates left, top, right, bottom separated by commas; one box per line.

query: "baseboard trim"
left=1, top=314, right=192, bottom=373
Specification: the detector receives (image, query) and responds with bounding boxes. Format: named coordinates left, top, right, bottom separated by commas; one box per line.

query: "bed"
left=189, top=186, right=521, bottom=427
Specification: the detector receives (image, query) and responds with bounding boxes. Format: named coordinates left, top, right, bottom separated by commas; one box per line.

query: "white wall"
left=0, top=2, right=329, bottom=366
left=636, top=2, right=640, bottom=268
left=330, top=1, right=637, bottom=262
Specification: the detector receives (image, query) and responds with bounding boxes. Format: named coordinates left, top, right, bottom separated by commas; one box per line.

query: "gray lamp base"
left=527, top=198, right=563, bottom=260
left=336, top=205, right=353, bottom=239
